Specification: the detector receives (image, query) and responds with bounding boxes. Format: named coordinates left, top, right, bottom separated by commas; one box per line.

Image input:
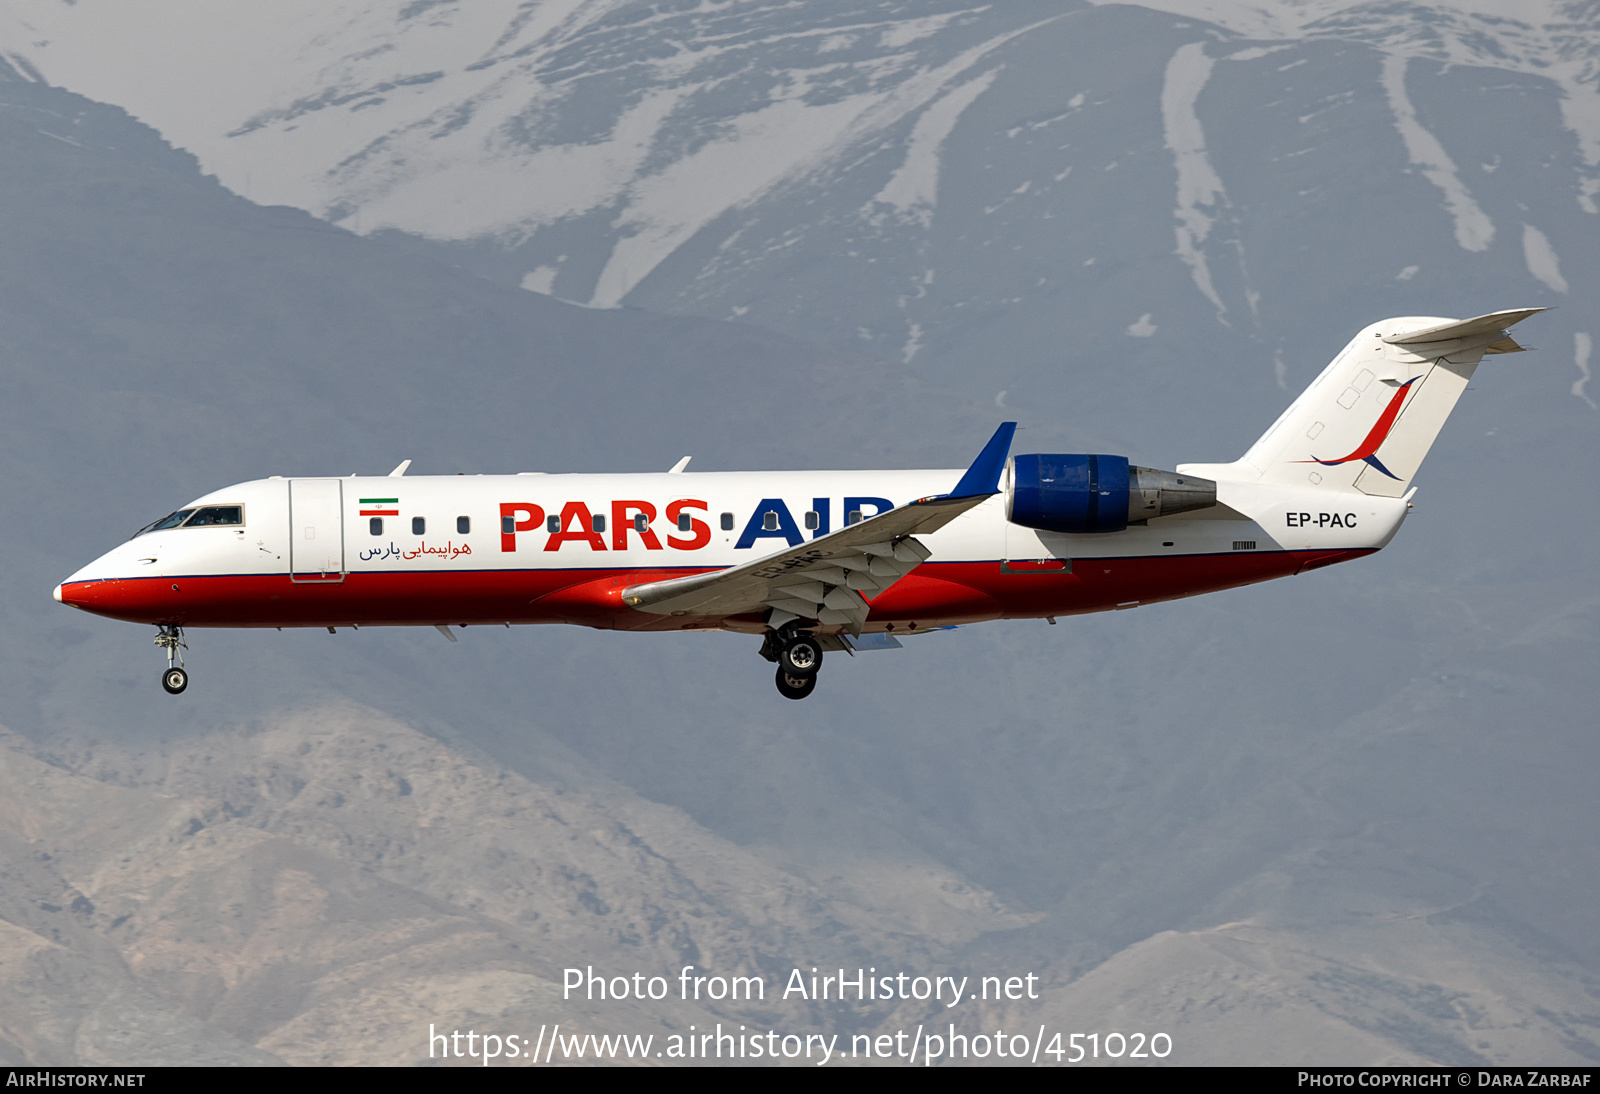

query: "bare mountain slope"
left=2, top=708, right=1032, bottom=1065
left=974, top=918, right=1600, bottom=1066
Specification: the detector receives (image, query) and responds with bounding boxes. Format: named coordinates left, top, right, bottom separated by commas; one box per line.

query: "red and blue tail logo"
left=1300, top=377, right=1420, bottom=479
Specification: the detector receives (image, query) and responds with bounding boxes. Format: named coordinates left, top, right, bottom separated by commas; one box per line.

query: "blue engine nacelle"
left=1007, top=454, right=1216, bottom=534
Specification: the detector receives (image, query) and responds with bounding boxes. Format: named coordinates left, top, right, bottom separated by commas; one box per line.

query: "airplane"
left=54, top=308, right=1542, bottom=700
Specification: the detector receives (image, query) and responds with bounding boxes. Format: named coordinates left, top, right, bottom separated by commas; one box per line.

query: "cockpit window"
left=134, top=510, right=195, bottom=537
left=132, top=505, right=244, bottom=537
left=185, top=506, right=243, bottom=527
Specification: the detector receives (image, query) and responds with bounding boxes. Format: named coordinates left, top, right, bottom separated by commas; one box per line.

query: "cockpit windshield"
left=132, top=505, right=244, bottom=538
left=134, top=510, right=195, bottom=537
left=186, top=506, right=243, bottom=526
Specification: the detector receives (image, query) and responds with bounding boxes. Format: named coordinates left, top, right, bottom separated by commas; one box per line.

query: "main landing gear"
left=762, top=628, right=824, bottom=700
left=155, top=624, right=188, bottom=694
left=775, top=668, right=816, bottom=700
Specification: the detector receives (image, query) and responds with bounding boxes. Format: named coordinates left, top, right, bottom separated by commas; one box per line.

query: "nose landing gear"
left=155, top=625, right=188, bottom=694
left=762, top=627, right=824, bottom=700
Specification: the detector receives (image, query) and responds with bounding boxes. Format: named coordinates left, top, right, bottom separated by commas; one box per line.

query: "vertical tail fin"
left=1182, top=309, right=1544, bottom=494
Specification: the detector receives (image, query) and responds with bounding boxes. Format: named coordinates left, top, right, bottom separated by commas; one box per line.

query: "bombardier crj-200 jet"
left=56, top=309, right=1541, bottom=699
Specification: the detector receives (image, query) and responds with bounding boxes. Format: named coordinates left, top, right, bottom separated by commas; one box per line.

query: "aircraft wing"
left=621, top=423, right=1015, bottom=632
left=622, top=492, right=986, bottom=629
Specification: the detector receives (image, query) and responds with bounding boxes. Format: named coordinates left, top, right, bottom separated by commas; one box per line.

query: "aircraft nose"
left=54, top=580, right=94, bottom=610
left=56, top=553, right=128, bottom=614
left=55, top=575, right=168, bottom=621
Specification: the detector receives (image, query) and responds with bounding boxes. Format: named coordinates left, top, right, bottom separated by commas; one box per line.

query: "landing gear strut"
left=155, top=625, right=187, bottom=694
left=762, top=627, right=824, bottom=699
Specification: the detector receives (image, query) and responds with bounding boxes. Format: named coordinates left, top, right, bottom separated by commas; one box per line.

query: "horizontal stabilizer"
left=1382, top=308, right=1545, bottom=346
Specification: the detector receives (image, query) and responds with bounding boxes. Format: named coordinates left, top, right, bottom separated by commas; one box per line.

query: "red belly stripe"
left=56, top=550, right=1372, bottom=631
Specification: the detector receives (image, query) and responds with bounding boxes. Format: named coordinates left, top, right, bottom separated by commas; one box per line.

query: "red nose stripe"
left=56, top=579, right=182, bottom=620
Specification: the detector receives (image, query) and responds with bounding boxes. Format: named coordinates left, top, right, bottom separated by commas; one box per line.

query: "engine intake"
left=1007, top=454, right=1216, bottom=534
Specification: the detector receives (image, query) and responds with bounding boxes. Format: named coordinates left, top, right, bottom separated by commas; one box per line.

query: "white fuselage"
left=57, top=469, right=1405, bottom=632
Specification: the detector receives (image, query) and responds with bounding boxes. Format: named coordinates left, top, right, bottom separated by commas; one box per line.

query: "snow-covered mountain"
left=4, top=1, right=1595, bottom=438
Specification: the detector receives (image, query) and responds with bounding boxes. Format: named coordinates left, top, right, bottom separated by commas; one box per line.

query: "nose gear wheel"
left=154, top=625, right=188, bottom=695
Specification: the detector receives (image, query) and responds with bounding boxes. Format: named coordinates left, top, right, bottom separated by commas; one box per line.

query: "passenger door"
left=288, top=479, right=346, bottom=582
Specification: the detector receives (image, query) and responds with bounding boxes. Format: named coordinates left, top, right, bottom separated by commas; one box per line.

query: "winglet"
left=947, top=422, right=1017, bottom=498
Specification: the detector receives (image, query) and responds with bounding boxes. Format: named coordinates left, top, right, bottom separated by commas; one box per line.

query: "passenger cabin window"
left=720, top=513, right=734, bottom=531
left=678, top=513, right=692, bottom=532
left=847, top=509, right=863, bottom=526
left=546, top=515, right=560, bottom=533
left=804, top=511, right=819, bottom=530
left=762, top=511, right=779, bottom=531
left=370, top=518, right=384, bottom=536
left=457, top=516, right=470, bottom=534
left=185, top=506, right=243, bottom=527
left=412, top=516, right=426, bottom=535
left=634, top=514, right=648, bottom=532
left=503, top=515, right=517, bottom=534
left=593, top=514, right=606, bottom=533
